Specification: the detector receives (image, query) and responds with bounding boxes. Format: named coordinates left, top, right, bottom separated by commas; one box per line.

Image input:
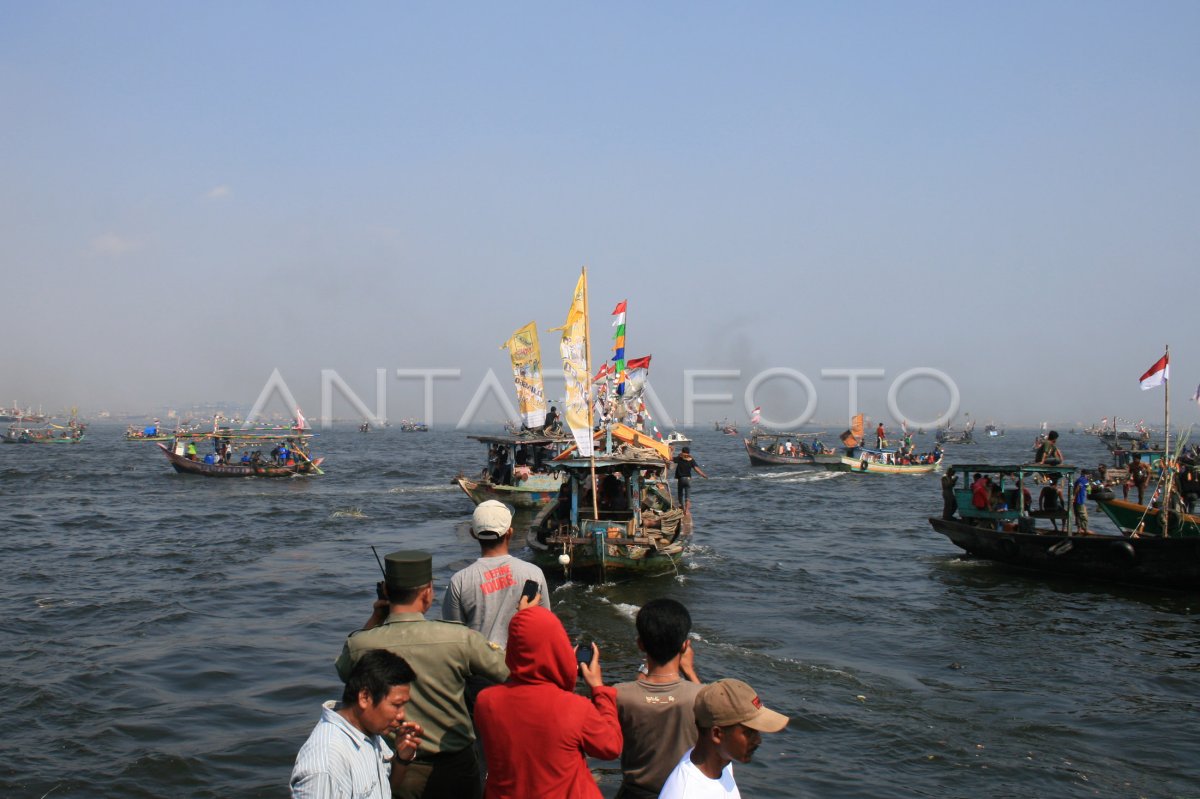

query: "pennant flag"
left=611, top=300, right=627, bottom=396
left=501, top=321, right=548, bottom=429
left=295, top=407, right=307, bottom=430
left=1139, top=353, right=1169, bottom=390
left=623, top=355, right=652, bottom=402
left=593, top=363, right=613, bottom=383
left=550, top=271, right=593, bottom=457
left=750, top=406, right=761, bottom=425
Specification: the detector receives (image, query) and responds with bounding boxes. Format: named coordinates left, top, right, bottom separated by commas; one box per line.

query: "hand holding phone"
left=518, top=579, right=540, bottom=609
left=575, top=641, right=593, bottom=666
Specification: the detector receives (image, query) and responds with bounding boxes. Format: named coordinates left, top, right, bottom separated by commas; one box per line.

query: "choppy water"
left=2, top=424, right=1197, bottom=798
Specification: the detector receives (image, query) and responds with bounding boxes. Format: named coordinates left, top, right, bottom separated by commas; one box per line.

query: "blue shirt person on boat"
left=1073, top=471, right=1091, bottom=534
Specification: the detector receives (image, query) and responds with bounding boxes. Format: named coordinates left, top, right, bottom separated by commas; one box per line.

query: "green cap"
left=385, top=550, right=433, bottom=590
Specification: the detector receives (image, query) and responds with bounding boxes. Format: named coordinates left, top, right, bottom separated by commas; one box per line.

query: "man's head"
left=694, top=679, right=788, bottom=764
left=384, top=550, right=434, bottom=607
left=472, top=500, right=513, bottom=542
left=681, top=447, right=690, bottom=455
left=636, top=598, right=692, bottom=665
left=341, top=649, right=416, bottom=735
left=1048, top=430, right=1059, bottom=441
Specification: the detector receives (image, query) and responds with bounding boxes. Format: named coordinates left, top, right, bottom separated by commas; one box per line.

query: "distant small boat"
left=156, top=429, right=323, bottom=477
left=4, top=420, right=85, bottom=444
left=400, top=419, right=429, bottom=432
left=663, top=431, right=691, bottom=448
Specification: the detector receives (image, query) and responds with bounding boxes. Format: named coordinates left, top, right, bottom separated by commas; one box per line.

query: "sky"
left=2, top=2, right=1197, bottom=428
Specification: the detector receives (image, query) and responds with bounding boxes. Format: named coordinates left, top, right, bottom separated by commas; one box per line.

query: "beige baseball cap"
left=472, top=500, right=513, bottom=540
left=694, top=679, right=789, bottom=732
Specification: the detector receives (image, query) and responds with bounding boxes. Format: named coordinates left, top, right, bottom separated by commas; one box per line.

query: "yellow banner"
left=502, top=322, right=547, bottom=429
left=552, top=271, right=593, bottom=457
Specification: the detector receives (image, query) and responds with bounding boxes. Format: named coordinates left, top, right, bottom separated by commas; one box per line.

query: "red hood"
left=505, top=606, right=577, bottom=690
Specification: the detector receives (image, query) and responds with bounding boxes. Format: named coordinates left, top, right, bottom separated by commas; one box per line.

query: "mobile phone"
left=575, top=642, right=593, bottom=666
left=519, top=579, right=539, bottom=606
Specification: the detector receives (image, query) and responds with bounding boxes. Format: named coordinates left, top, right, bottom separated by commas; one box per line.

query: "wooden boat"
left=743, top=430, right=830, bottom=467
left=936, top=420, right=975, bottom=444
left=400, top=419, right=429, bottom=432
left=1093, top=495, right=1200, bottom=537
left=156, top=429, right=323, bottom=477
left=985, top=423, right=1004, bottom=437
left=453, top=433, right=572, bottom=510
left=527, top=452, right=687, bottom=582
left=929, top=463, right=1200, bottom=589
left=841, top=446, right=941, bottom=474
left=4, top=420, right=85, bottom=444
left=124, top=421, right=173, bottom=442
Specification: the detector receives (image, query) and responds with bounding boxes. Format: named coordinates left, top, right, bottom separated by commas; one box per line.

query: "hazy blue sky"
left=2, top=2, right=1197, bottom=427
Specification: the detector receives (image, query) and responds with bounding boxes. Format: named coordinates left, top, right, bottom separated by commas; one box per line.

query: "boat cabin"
left=949, top=463, right=1078, bottom=531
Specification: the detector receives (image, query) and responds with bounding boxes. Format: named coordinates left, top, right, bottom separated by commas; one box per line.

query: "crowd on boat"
left=289, top=501, right=788, bottom=799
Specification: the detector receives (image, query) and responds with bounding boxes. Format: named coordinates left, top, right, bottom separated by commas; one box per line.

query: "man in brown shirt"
left=613, top=598, right=703, bottom=799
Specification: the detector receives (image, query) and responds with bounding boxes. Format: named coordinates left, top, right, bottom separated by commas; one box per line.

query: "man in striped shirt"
left=291, top=650, right=423, bottom=799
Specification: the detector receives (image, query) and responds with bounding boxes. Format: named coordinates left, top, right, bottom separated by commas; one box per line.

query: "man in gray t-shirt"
left=443, top=500, right=550, bottom=649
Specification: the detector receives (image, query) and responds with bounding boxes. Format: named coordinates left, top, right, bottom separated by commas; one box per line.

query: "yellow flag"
left=502, top=321, right=547, bottom=429
left=552, top=271, right=593, bottom=457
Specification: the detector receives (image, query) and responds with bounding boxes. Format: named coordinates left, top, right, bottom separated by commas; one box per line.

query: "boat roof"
left=952, top=463, right=1080, bottom=474
left=750, top=430, right=825, bottom=438
left=467, top=434, right=571, bottom=445
left=550, top=455, right=669, bottom=471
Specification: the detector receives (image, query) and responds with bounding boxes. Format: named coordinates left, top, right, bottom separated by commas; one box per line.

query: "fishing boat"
left=453, top=433, right=572, bottom=511
left=156, top=429, right=324, bottom=477
left=743, top=430, right=831, bottom=467
left=4, top=420, right=86, bottom=444
left=985, top=422, right=1004, bottom=437
left=841, top=446, right=942, bottom=474
left=400, top=419, right=429, bottom=432
left=124, top=420, right=173, bottom=441
left=929, top=463, right=1200, bottom=589
left=936, top=419, right=975, bottom=444
left=0, top=404, right=47, bottom=423
left=527, top=450, right=687, bottom=581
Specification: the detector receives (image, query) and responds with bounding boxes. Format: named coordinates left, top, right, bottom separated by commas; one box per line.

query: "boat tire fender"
left=1112, top=540, right=1136, bottom=563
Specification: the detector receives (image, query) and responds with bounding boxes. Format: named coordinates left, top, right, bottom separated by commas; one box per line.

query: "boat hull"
left=454, top=475, right=565, bottom=509
left=158, top=443, right=322, bottom=477
left=526, top=523, right=691, bottom=581
left=841, top=455, right=940, bottom=474
left=929, top=517, right=1200, bottom=589
left=1094, top=497, right=1200, bottom=537
left=744, top=440, right=819, bottom=467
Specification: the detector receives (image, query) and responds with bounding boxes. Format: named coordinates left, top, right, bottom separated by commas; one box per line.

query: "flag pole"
left=582, top=266, right=598, bottom=520
left=1163, top=344, right=1171, bottom=535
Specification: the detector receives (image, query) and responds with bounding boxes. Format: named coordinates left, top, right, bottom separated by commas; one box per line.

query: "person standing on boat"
left=1125, top=454, right=1150, bottom=504
left=290, top=649, right=423, bottom=799
left=875, top=422, right=887, bottom=449
left=940, top=467, right=958, bottom=520
left=657, top=679, right=789, bottom=799
left=543, top=405, right=561, bottom=434
left=1073, top=470, right=1091, bottom=534
left=613, top=598, right=703, bottom=799
left=336, top=551, right=509, bottom=799
left=672, top=448, right=708, bottom=513
left=443, top=501, right=550, bottom=649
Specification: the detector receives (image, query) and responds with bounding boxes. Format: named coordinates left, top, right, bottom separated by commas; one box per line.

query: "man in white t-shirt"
left=658, top=679, right=789, bottom=799
left=443, top=500, right=550, bottom=648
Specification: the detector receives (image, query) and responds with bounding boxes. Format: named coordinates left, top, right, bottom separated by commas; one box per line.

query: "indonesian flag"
left=296, top=407, right=307, bottom=429
left=750, top=406, right=761, bottom=425
left=1139, top=354, right=1169, bottom=390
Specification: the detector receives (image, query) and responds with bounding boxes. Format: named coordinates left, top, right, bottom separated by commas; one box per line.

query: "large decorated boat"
left=840, top=445, right=942, bottom=474
left=527, top=448, right=686, bottom=582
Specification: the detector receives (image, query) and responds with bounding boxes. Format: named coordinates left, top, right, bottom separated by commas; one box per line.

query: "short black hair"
left=341, top=649, right=416, bottom=705
left=637, top=598, right=692, bottom=665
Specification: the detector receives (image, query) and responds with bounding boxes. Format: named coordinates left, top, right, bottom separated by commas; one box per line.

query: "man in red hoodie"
left=474, top=606, right=623, bottom=798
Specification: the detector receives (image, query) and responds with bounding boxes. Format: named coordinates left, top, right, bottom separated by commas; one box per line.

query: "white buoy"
left=558, top=553, right=571, bottom=566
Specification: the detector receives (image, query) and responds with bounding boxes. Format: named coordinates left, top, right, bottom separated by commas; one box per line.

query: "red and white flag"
left=1139, top=354, right=1169, bottom=390
left=295, top=407, right=307, bottom=429
left=750, top=406, right=761, bottom=425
